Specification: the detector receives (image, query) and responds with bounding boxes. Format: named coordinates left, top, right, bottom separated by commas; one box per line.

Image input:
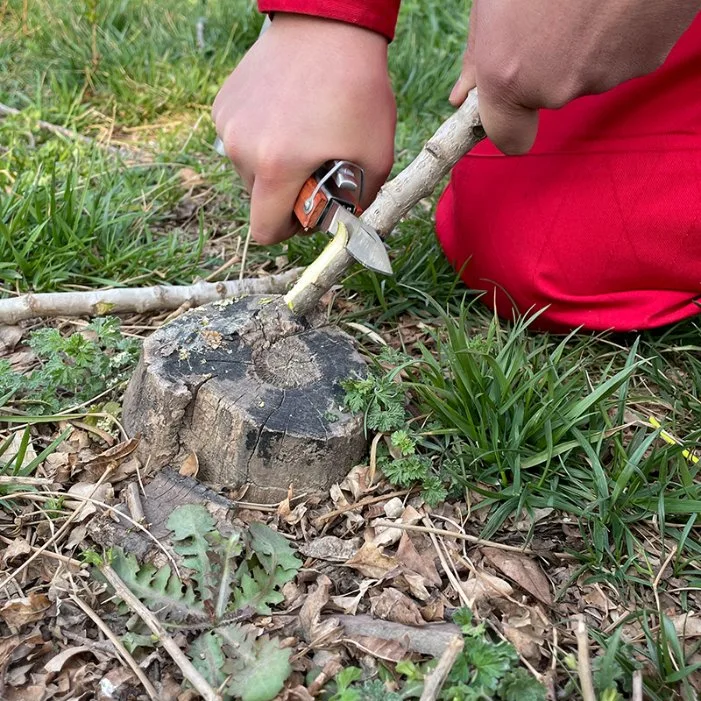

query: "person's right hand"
left=212, top=13, right=396, bottom=245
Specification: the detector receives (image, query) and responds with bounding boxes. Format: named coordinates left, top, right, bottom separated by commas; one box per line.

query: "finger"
left=450, top=2, right=479, bottom=106
left=249, top=173, right=305, bottom=245
left=478, top=87, right=539, bottom=155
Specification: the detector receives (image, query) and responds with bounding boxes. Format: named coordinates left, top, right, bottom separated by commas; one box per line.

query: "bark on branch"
left=284, top=90, right=484, bottom=316
left=0, top=269, right=302, bottom=324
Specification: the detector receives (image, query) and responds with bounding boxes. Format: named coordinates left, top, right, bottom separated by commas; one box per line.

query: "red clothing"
left=260, top=1, right=701, bottom=331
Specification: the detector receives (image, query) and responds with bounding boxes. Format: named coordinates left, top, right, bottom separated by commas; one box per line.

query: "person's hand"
left=449, top=0, right=700, bottom=154
left=212, top=13, right=396, bottom=245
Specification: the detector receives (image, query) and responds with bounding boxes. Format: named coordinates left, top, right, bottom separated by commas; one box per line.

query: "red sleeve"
left=258, top=0, right=401, bottom=41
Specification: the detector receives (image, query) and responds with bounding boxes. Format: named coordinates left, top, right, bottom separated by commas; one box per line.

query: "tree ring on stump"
left=251, top=335, right=322, bottom=389
left=122, top=295, right=368, bottom=502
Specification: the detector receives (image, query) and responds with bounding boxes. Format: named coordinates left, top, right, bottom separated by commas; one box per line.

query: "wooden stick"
left=0, top=475, right=53, bottom=485
left=70, top=593, right=159, bottom=700
left=574, top=615, right=596, bottom=701
left=419, top=635, right=464, bottom=701
left=632, top=669, right=643, bottom=701
left=0, top=534, right=83, bottom=568
left=284, top=90, right=483, bottom=317
left=312, top=489, right=412, bottom=527
left=0, top=269, right=302, bottom=324
left=372, top=519, right=575, bottom=559
left=99, top=563, right=222, bottom=701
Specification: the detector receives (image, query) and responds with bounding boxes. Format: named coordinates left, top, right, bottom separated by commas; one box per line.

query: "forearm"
left=258, top=0, right=401, bottom=40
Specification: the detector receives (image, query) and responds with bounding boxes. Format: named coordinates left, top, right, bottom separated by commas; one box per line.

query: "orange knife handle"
left=294, top=176, right=329, bottom=231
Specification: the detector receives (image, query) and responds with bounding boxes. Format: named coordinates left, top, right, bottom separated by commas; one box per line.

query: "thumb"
left=478, top=87, right=539, bottom=155
left=249, top=174, right=303, bottom=245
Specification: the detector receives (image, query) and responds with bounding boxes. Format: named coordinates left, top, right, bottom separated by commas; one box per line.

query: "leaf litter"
left=0, top=395, right=700, bottom=700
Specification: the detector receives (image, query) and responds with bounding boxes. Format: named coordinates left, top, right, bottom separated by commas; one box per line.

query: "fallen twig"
left=632, top=670, right=643, bottom=701
left=125, top=481, right=146, bottom=524
left=99, top=563, right=222, bottom=701
left=70, top=593, right=158, bottom=700
left=313, top=489, right=412, bottom=527
left=0, top=269, right=302, bottom=324
left=0, top=534, right=83, bottom=568
left=419, top=635, right=464, bottom=701
left=574, top=615, right=596, bottom=701
left=374, top=519, right=575, bottom=559
left=0, top=475, right=53, bottom=486
left=0, top=102, right=147, bottom=161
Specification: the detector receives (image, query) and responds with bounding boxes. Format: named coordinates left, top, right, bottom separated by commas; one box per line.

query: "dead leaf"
left=65, top=482, right=114, bottom=520
left=670, top=614, right=701, bottom=638
left=0, top=593, right=51, bottom=629
left=83, top=437, right=140, bottom=479
left=178, top=167, right=205, bottom=189
left=514, top=508, right=554, bottom=532
left=6, top=661, right=33, bottom=687
left=299, top=536, right=362, bottom=563
left=420, top=597, right=445, bottom=622
left=370, top=588, right=425, bottom=627
left=482, top=548, right=553, bottom=606
left=109, top=455, right=140, bottom=483
left=461, top=571, right=513, bottom=607
left=397, top=532, right=441, bottom=587
left=502, top=608, right=547, bottom=662
left=44, top=453, right=71, bottom=483
left=339, top=465, right=372, bottom=499
left=331, top=579, right=374, bottom=615
left=179, top=451, right=199, bottom=477
left=97, top=666, right=137, bottom=700
left=343, top=633, right=409, bottom=663
left=0, top=634, right=21, bottom=667
left=44, top=645, right=93, bottom=673
left=298, top=575, right=341, bottom=647
left=1, top=537, right=32, bottom=566
left=0, top=432, right=37, bottom=473
left=0, top=325, right=23, bottom=353
left=344, top=543, right=399, bottom=579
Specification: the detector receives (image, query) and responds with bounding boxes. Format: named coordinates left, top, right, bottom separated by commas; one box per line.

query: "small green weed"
left=104, top=503, right=301, bottom=701
left=0, top=317, right=139, bottom=413
left=324, top=608, right=545, bottom=701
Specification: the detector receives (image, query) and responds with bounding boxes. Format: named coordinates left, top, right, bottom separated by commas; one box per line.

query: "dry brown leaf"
left=339, top=465, right=373, bottom=499
left=97, top=666, right=138, bottom=700
left=0, top=594, right=51, bottom=629
left=344, top=543, right=399, bottom=579
left=298, top=575, right=341, bottom=648
left=6, top=661, right=33, bottom=687
left=330, top=579, right=374, bottom=615
left=108, top=455, right=141, bottom=483
left=502, top=610, right=547, bottom=662
left=1, top=432, right=37, bottom=473
left=0, top=634, right=21, bottom=667
left=0, top=325, right=23, bottom=353
left=299, top=536, right=362, bottom=563
left=370, top=588, right=425, bottom=627
left=461, top=571, right=513, bottom=607
left=178, top=167, right=205, bottom=189
left=482, top=548, right=553, bottom=606
left=670, top=614, right=701, bottom=638
left=1, top=537, right=32, bottom=566
left=65, top=482, right=114, bottom=520
left=44, top=645, right=92, bottom=673
left=343, top=633, right=409, bottom=663
left=397, top=532, right=441, bottom=587
left=179, top=451, right=199, bottom=477
left=4, top=682, right=47, bottom=700
left=402, top=571, right=431, bottom=601
left=420, top=597, right=445, bottom=622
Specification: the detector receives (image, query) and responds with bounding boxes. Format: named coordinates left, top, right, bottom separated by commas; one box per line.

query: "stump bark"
left=122, top=295, right=368, bottom=502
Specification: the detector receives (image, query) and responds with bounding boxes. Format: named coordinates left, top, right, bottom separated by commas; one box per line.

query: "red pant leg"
left=436, top=16, right=701, bottom=332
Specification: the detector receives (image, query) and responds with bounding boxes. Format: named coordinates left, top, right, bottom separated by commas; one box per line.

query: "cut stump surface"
left=122, top=295, right=368, bottom=502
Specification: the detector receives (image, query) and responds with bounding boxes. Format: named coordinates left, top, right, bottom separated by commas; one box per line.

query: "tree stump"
left=121, top=295, right=368, bottom=502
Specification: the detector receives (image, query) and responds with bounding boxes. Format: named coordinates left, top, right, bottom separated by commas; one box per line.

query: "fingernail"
left=449, top=76, right=465, bottom=105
